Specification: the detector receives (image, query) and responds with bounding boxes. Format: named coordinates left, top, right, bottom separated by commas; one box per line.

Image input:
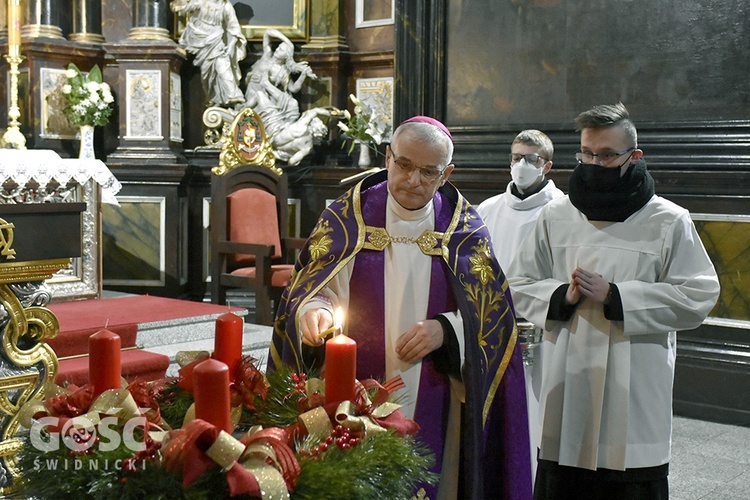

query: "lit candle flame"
left=333, top=307, right=344, bottom=333
left=320, top=307, right=345, bottom=340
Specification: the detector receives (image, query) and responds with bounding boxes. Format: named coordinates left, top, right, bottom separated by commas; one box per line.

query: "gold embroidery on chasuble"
left=363, top=228, right=444, bottom=256
left=448, top=199, right=517, bottom=425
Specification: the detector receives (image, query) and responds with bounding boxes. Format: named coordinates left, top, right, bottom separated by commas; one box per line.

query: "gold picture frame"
left=173, top=0, right=308, bottom=42
left=234, top=0, right=308, bottom=42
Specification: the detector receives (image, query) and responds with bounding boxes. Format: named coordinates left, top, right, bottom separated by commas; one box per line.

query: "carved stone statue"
left=171, top=0, right=247, bottom=107
left=271, top=107, right=335, bottom=166
left=243, top=28, right=317, bottom=130
left=200, top=27, right=335, bottom=167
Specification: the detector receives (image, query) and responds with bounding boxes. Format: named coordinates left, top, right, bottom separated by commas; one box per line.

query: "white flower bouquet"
left=337, top=94, right=389, bottom=154
left=61, top=63, right=114, bottom=127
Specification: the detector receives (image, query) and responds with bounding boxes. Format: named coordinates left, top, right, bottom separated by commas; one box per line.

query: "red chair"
left=210, top=164, right=305, bottom=325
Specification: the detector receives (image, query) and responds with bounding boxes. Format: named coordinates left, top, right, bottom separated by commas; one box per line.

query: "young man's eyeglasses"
left=389, top=147, right=446, bottom=182
left=575, top=147, right=635, bottom=165
left=509, top=153, right=548, bottom=165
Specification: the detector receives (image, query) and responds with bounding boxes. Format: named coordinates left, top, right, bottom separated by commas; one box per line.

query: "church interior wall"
left=0, top=0, right=747, bottom=424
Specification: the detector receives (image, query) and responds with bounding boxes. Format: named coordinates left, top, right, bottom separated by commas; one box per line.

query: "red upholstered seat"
left=227, top=188, right=283, bottom=265
left=228, top=264, right=295, bottom=287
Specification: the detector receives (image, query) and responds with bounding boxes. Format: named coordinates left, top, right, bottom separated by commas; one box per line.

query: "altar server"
left=508, top=103, right=720, bottom=500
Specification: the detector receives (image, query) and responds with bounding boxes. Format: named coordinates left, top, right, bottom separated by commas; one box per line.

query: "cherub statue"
left=171, top=0, right=247, bottom=107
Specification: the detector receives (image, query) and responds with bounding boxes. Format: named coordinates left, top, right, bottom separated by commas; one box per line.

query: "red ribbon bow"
left=354, top=377, right=420, bottom=436
left=163, top=419, right=300, bottom=497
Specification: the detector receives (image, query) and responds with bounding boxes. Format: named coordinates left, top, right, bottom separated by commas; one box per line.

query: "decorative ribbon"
left=231, top=356, right=269, bottom=410
left=335, top=400, right=386, bottom=435
left=353, top=377, right=420, bottom=437
left=18, top=384, right=145, bottom=433
left=163, top=419, right=299, bottom=499
left=297, top=406, right=333, bottom=442
left=180, top=402, right=243, bottom=430
left=293, top=375, right=420, bottom=447
left=241, top=426, right=300, bottom=494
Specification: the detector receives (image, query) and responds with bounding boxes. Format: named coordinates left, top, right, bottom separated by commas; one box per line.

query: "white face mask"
left=511, top=159, right=543, bottom=190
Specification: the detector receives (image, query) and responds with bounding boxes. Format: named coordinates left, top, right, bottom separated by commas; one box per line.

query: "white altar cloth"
left=0, top=149, right=121, bottom=204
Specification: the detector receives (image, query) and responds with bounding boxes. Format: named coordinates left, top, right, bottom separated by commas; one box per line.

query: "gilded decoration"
left=460, top=237, right=504, bottom=369
left=213, top=108, right=279, bottom=176
left=0, top=219, right=15, bottom=260
left=468, top=238, right=494, bottom=286
left=0, top=271, right=63, bottom=489
left=308, top=220, right=333, bottom=263
left=364, top=228, right=442, bottom=255
left=366, top=227, right=390, bottom=251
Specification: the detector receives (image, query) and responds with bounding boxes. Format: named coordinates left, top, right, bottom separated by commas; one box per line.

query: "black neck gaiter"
left=568, top=159, right=655, bottom=222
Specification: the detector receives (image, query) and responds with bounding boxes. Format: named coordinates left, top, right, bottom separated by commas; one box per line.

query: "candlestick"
left=2, top=0, right=25, bottom=150
left=213, top=311, right=243, bottom=380
left=89, top=329, right=122, bottom=398
left=325, top=333, right=357, bottom=404
left=193, top=358, right=232, bottom=433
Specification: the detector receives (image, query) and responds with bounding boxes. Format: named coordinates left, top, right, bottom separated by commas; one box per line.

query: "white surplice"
left=477, top=180, right=564, bottom=271
left=508, top=194, right=719, bottom=471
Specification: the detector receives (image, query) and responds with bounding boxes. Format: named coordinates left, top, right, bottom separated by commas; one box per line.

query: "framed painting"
left=355, top=0, right=394, bottom=28
left=231, top=0, right=308, bottom=41
left=692, top=213, right=750, bottom=329
left=102, top=195, right=166, bottom=287
left=356, top=76, right=394, bottom=142
left=39, top=68, right=77, bottom=140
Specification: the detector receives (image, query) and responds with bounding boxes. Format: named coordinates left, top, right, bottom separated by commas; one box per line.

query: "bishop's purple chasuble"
left=269, top=171, right=532, bottom=499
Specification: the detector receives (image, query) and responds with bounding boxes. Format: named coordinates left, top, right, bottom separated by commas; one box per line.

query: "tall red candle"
left=193, top=358, right=232, bottom=433
left=325, top=334, right=357, bottom=404
left=89, top=329, right=121, bottom=397
left=213, top=312, right=243, bottom=380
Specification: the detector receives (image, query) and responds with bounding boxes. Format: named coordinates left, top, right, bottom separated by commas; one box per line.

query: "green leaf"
left=89, top=65, right=103, bottom=83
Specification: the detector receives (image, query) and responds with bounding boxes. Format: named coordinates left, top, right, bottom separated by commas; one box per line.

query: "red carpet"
left=47, top=296, right=243, bottom=386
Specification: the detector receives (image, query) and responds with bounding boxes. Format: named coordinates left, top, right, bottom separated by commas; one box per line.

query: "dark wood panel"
left=675, top=324, right=750, bottom=425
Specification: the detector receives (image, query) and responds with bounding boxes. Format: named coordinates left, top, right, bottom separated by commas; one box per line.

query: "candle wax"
left=325, top=333, right=357, bottom=404
left=7, top=0, right=21, bottom=47
left=213, top=311, right=244, bottom=380
left=89, top=329, right=122, bottom=398
left=193, top=358, right=232, bottom=433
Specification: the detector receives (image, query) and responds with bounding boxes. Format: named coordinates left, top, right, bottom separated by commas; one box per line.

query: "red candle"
left=177, top=353, right=209, bottom=393
left=325, top=334, right=357, bottom=404
left=89, top=329, right=121, bottom=397
left=213, top=312, right=243, bottom=380
left=193, top=358, right=232, bottom=433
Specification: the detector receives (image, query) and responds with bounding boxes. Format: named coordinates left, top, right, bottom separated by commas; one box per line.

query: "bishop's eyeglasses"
left=389, top=147, right=447, bottom=182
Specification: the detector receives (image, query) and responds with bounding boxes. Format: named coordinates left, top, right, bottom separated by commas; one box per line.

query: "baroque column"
left=130, top=0, right=171, bottom=41
left=21, top=0, right=63, bottom=40
left=70, top=0, right=105, bottom=44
